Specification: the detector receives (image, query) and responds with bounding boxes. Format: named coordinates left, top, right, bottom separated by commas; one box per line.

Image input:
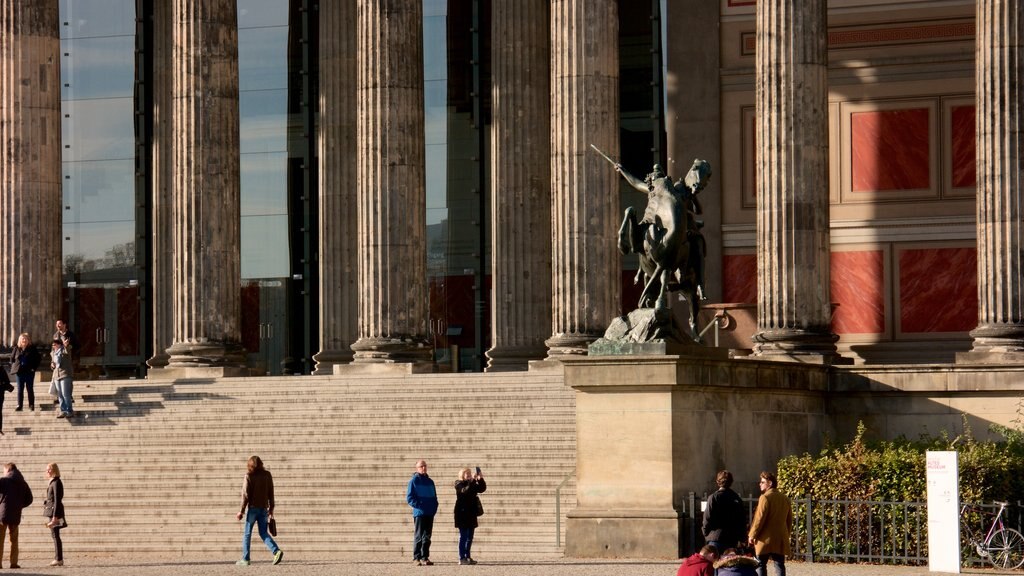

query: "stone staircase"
left=0, top=371, right=576, bottom=561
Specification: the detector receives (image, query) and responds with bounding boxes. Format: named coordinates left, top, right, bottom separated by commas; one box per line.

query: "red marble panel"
left=951, top=105, right=976, bottom=188
left=77, top=288, right=105, bottom=357
left=830, top=251, right=885, bottom=335
left=722, top=254, right=757, bottom=304
left=851, top=108, right=931, bottom=192
left=728, top=0, right=756, bottom=6
left=240, top=284, right=260, bottom=353
left=899, top=247, right=977, bottom=333
left=117, top=287, right=139, bottom=356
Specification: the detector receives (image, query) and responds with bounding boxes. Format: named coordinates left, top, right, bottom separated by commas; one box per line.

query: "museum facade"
left=1, top=0, right=1020, bottom=378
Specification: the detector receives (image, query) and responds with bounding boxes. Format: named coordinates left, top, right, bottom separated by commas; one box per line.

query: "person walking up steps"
left=235, top=456, right=283, bottom=566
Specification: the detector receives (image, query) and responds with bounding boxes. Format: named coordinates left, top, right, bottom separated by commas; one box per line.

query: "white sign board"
left=926, top=450, right=960, bottom=573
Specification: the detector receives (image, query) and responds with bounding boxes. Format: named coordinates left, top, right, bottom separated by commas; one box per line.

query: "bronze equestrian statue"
left=610, top=156, right=712, bottom=342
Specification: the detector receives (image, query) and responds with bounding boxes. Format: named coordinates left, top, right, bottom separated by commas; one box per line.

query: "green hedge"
left=777, top=417, right=1024, bottom=504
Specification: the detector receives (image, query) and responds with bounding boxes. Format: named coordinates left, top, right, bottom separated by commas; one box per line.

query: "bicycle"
left=960, top=501, right=1024, bottom=570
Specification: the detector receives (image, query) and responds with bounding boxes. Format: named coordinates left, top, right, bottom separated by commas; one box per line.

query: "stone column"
left=313, top=0, right=358, bottom=374
left=349, top=0, right=431, bottom=366
left=960, top=0, right=1024, bottom=363
left=165, top=0, right=245, bottom=368
left=0, top=0, right=62, bottom=347
left=485, top=0, right=552, bottom=371
left=148, top=0, right=173, bottom=369
left=751, top=0, right=841, bottom=362
left=547, top=0, right=620, bottom=357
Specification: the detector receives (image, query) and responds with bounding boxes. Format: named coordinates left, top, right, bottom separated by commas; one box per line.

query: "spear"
left=590, top=143, right=619, bottom=167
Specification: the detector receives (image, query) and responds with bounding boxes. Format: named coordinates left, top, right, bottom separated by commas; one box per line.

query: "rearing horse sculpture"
left=613, top=159, right=712, bottom=342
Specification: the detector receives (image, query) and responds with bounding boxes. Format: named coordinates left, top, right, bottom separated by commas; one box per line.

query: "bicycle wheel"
left=987, top=528, right=1024, bottom=569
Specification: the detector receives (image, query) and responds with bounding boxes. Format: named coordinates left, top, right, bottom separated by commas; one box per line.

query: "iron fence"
left=682, top=494, right=1024, bottom=567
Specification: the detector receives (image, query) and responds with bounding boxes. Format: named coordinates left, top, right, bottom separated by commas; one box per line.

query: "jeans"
left=16, top=372, right=34, bottom=409
left=241, top=507, right=279, bottom=561
left=756, top=553, right=786, bottom=576
left=458, top=527, right=475, bottom=559
left=55, top=377, right=73, bottom=414
left=1, top=523, right=19, bottom=566
left=412, top=515, right=434, bottom=560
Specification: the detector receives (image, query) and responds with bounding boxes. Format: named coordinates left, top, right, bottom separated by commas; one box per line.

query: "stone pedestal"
left=147, top=366, right=248, bottom=380
left=561, top=354, right=827, bottom=558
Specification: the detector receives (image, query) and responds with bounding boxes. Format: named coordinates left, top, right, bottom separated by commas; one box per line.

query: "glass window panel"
left=424, top=15, right=447, bottom=82
left=61, top=98, right=134, bottom=161
left=241, top=152, right=288, bottom=216
left=62, top=159, right=134, bottom=223
left=426, top=143, right=447, bottom=213
left=425, top=80, right=447, bottom=145
left=59, top=0, right=134, bottom=39
left=239, top=26, right=289, bottom=91
left=241, top=215, right=290, bottom=279
left=238, top=0, right=289, bottom=29
left=240, top=90, right=288, bottom=154
left=62, top=220, right=134, bottom=270
left=424, top=0, right=446, bottom=17
left=61, top=37, right=134, bottom=100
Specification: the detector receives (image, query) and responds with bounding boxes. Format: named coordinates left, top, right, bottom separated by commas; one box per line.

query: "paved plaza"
left=0, top=554, right=1004, bottom=576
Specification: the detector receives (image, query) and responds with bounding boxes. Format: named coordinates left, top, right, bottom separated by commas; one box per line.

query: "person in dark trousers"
left=43, top=462, right=65, bottom=567
left=235, top=455, right=283, bottom=566
left=0, top=462, right=33, bottom=569
left=406, top=459, right=438, bottom=566
left=748, top=471, right=793, bottom=576
left=10, top=333, right=40, bottom=412
left=703, top=469, right=747, bottom=551
left=453, top=467, right=486, bottom=565
left=0, top=368, right=11, bottom=435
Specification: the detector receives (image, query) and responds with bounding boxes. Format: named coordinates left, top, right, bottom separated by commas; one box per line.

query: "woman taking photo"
left=10, top=333, right=40, bottom=412
left=44, top=462, right=66, bottom=567
left=453, top=467, right=486, bottom=565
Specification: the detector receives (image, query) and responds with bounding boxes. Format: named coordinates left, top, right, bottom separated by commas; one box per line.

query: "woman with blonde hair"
left=43, top=462, right=66, bottom=566
left=453, top=467, right=487, bottom=565
left=10, top=333, right=40, bottom=412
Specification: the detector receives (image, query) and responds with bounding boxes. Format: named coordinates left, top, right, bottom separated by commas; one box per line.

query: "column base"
left=958, top=325, right=1024, bottom=364
left=147, top=352, right=170, bottom=370
left=350, top=336, right=433, bottom=365
left=165, top=340, right=246, bottom=369
left=484, top=345, right=547, bottom=372
left=545, top=333, right=600, bottom=357
left=565, top=507, right=682, bottom=558
left=751, top=328, right=850, bottom=365
left=312, top=348, right=355, bottom=375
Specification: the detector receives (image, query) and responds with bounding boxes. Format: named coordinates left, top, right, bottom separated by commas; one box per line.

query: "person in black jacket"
left=453, top=467, right=487, bottom=565
left=702, top=470, right=747, bottom=552
left=0, top=462, right=33, bottom=569
left=10, top=333, right=40, bottom=412
left=43, top=462, right=66, bottom=567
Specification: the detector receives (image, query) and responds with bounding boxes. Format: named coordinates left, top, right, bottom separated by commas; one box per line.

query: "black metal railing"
left=682, top=493, right=1024, bottom=567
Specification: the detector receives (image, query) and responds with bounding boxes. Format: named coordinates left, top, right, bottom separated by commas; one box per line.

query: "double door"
left=66, top=281, right=143, bottom=380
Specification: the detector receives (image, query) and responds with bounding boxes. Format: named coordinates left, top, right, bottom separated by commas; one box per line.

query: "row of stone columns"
left=5, top=0, right=1024, bottom=368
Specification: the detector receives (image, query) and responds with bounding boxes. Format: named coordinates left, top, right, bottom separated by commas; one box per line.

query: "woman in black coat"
left=10, top=333, right=40, bottom=412
left=43, top=462, right=66, bottom=567
left=453, top=467, right=486, bottom=565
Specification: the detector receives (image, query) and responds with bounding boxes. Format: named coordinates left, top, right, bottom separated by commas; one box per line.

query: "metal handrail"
left=555, top=469, right=575, bottom=548
left=697, top=310, right=731, bottom=348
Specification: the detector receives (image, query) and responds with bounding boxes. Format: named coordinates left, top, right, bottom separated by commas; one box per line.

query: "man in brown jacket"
left=747, top=471, right=792, bottom=576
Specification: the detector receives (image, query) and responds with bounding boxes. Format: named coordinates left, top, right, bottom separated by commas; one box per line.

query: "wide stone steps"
left=1, top=371, right=576, bottom=560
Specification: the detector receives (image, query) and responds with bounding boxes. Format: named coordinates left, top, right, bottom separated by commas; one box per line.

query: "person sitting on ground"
left=677, top=544, right=719, bottom=576
left=714, top=548, right=760, bottom=576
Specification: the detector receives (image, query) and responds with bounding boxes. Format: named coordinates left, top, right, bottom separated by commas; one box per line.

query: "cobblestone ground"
left=1, top=554, right=1007, bottom=576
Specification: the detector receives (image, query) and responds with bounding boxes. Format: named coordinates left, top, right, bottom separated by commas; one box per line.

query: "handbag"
left=268, top=517, right=277, bottom=537
left=475, top=496, right=484, bottom=517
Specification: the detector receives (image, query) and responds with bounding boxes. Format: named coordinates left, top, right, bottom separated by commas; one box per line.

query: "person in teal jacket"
left=406, top=459, right=438, bottom=565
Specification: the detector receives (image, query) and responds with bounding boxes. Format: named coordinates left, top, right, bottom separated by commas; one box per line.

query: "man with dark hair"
left=703, top=469, right=747, bottom=551
left=748, top=471, right=793, bottom=576
left=0, top=462, right=33, bottom=569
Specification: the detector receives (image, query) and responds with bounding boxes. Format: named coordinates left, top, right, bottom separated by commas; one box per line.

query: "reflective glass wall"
left=59, top=0, right=140, bottom=379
